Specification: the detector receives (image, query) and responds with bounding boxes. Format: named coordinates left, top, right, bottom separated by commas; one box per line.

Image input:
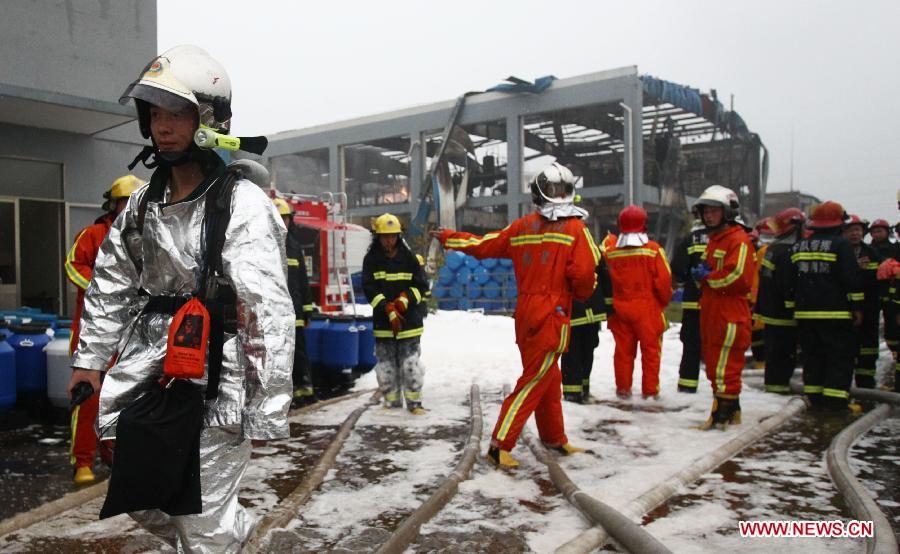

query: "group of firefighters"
left=54, top=43, right=899, bottom=551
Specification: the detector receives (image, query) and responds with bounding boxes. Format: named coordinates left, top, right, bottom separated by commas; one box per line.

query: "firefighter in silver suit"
left=67, top=45, right=293, bottom=552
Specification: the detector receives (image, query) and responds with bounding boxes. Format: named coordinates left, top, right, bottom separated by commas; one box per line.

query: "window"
left=342, top=137, right=411, bottom=208
left=270, top=148, right=330, bottom=197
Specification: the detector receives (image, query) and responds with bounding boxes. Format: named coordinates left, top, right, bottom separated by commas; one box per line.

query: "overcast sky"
left=159, top=0, right=899, bottom=221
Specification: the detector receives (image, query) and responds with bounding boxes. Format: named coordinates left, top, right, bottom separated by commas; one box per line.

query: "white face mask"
left=537, top=202, right=588, bottom=221
left=616, top=233, right=649, bottom=247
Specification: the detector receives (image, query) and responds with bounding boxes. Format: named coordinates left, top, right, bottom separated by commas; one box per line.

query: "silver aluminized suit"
left=72, top=170, right=294, bottom=553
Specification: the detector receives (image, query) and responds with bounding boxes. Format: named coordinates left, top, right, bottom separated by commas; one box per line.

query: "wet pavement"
left=851, top=414, right=900, bottom=533
left=0, top=421, right=110, bottom=521
left=642, top=407, right=882, bottom=551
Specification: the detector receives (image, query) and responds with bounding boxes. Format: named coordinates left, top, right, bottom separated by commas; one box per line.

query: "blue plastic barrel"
left=465, top=255, right=480, bottom=269
left=458, top=298, right=472, bottom=310
left=303, top=315, right=330, bottom=366
left=444, top=251, right=466, bottom=270
left=354, top=317, right=377, bottom=373
left=502, top=273, right=517, bottom=297
left=438, top=266, right=455, bottom=285
left=8, top=324, right=52, bottom=393
left=0, top=339, right=14, bottom=411
left=449, top=283, right=463, bottom=299
left=432, top=285, right=447, bottom=299
left=467, top=285, right=482, bottom=299
left=499, top=258, right=513, bottom=268
left=473, top=266, right=491, bottom=285
left=456, top=266, right=472, bottom=285
left=481, top=258, right=498, bottom=269
left=437, top=300, right=458, bottom=310
left=321, top=316, right=359, bottom=370
left=482, top=279, right=502, bottom=299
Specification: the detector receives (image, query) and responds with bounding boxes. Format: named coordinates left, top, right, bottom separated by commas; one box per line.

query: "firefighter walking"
left=561, top=250, right=610, bottom=404
left=274, top=198, right=317, bottom=405
left=754, top=208, right=805, bottom=393
left=843, top=215, right=882, bottom=388
left=691, top=185, right=756, bottom=429
left=783, top=201, right=863, bottom=410
left=604, top=206, right=672, bottom=399
left=672, top=218, right=708, bottom=393
left=434, top=162, right=597, bottom=468
left=363, top=214, right=430, bottom=414
left=64, top=175, right=142, bottom=484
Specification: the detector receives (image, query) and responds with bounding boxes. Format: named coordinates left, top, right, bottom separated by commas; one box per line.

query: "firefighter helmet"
left=754, top=217, right=775, bottom=237
left=372, top=213, right=402, bottom=234
left=272, top=198, right=292, bottom=216
left=869, top=218, right=890, bottom=232
left=845, top=214, right=869, bottom=232
left=530, top=162, right=576, bottom=206
left=119, top=45, right=232, bottom=139
left=102, top=175, right=144, bottom=211
left=694, top=185, right=741, bottom=221
left=807, top=201, right=847, bottom=229
left=771, top=207, right=805, bottom=237
left=618, top=205, right=647, bottom=234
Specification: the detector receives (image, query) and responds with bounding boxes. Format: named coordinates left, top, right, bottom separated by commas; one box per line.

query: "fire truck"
left=277, top=192, right=369, bottom=311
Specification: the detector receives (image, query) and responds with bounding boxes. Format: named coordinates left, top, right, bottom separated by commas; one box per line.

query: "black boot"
left=563, top=392, right=585, bottom=404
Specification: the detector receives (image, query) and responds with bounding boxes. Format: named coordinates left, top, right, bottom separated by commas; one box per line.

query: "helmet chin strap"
left=127, top=140, right=204, bottom=171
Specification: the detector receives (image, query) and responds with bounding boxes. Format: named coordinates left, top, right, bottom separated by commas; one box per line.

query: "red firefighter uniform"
left=699, top=225, right=756, bottom=397
left=439, top=212, right=597, bottom=452
left=64, top=213, right=116, bottom=472
left=603, top=234, right=672, bottom=397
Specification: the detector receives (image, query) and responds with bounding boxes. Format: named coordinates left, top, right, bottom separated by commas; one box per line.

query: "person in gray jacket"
left=67, top=45, right=293, bottom=552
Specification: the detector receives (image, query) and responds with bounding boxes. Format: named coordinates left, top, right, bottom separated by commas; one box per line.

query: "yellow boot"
left=548, top=443, right=588, bottom=455
left=486, top=447, right=519, bottom=469
left=74, top=466, right=95, bottom=485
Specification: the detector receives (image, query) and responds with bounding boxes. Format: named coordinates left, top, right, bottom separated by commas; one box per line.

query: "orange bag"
left=163, top=298, right=210, bottom=379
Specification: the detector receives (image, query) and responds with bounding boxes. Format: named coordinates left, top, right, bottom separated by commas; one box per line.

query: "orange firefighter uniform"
left=603, top=235, right=672, bottom=397
left=64, top=213, right=115, bottom=473
left=439, top=213, right=597, bottom=452
left=699, top=225, right=756, bottom=398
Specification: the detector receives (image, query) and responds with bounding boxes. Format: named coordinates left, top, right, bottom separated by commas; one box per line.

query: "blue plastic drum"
left=482, top=279, right=502, bottom=299
left=303, top=315, right=330, bottom=366
left=473, top=266, right=491, bottom=285
left=7, top=324, right=51, bottom=393
left=464, top=255, right=480, bottom=269
left=0, top=339, right=15, bottom=411
left=437, top=300, right=458, bottom=310
left=481, top=258, right=498, bottom=269
left=438, top=266, right=455, bottom=285
left=354, top=317, right=377, bottom=374
left=321, top=316, right=359, bottom=370
left=456, top=266, right=472, bottom=285
left=444, top=251, right=466, bottom=270
left=467, top=285, right=482, bottom=299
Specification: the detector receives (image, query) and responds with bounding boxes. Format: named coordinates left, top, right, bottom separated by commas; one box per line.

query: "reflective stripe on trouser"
left=678, top=309, right=702, bottom=389
left=292, top=329, right=314, bottom=395
left=492, top=347, right=567, bottom=451
left=560, top=322, right=600, bottom=398
left=701, top=316, right=751, bottom=396
left=609, top=310, right=664, bottom=396
left=70, top=391, right=100, bottom=467
left=763, top=325, right=798, bottom=390
left=373, top=338, right=424, bottom=407
left=798, top=320, right=855, bottom=408
left=129, top=425, right=252, bottom=553
left=853, top=308, right=879, bottom=389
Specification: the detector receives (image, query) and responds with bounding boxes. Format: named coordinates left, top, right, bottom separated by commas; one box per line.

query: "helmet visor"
left=119, top=81, right=196, bottom=113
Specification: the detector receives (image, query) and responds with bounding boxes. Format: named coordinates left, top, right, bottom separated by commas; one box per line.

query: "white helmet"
left=694, top=185, right=741, bottom=221
left=531, top=162, right=576, bottom=206
left=120, top=45, right=232, bottom=139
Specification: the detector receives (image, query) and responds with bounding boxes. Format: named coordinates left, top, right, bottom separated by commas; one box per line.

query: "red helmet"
left=618, top=205, right=647, bottom=234
left=807, top=201, right=847, bottom=229
left=844, top=214, right=869, bottom=232
left=771, top=207, right=806, bottom=236
left=869, top=218, right=890, bottom=232
left=754, top=217, right=775, bottom=237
